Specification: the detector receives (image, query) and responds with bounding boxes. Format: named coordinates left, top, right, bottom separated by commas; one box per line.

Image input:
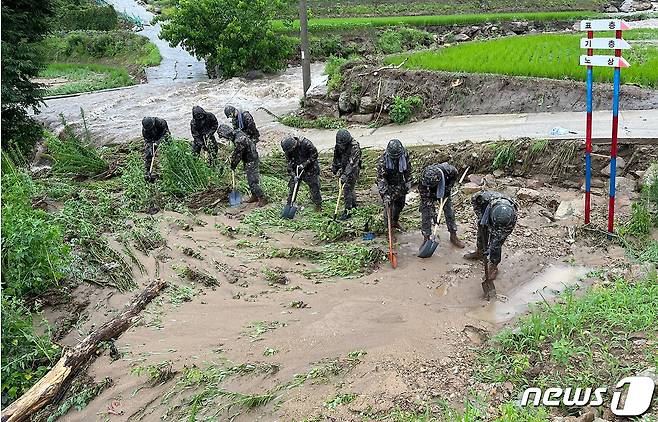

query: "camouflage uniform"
left=418, top=163, right=459, bottom=237
left=190, top=106, right=219, bottom=163
left=282, top=136, right=322, bottom=206
left=472, top=190, right=517, bottom=265
left=142, top=117, right=170, bottom=175
left=227, top=127, right=263, bottom=199
left=332, top=130, right=362, bottom=212
left=232, top=110, right=260, bottom=141
left=377, top=140, right=412, bottom=226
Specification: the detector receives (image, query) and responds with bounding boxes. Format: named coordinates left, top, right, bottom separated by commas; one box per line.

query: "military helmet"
left=421, top=164, right=444, bottom=186
left=217, top=124, right=234, bottom=140
left=192, top=106, right=206, bottom=120
left=281, top=137, right=298, bottom=153
left=142, top=116, right=155, bottom=131
left=491, top=203, right=515, bottom=226
left=386, top=139, right=404, bottom=157
left=336, top=129, right=352, bottom=146
left=224, top=105, right=236, bottom=118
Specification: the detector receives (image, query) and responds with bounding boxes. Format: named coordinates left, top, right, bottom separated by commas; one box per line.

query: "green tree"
left=1, top=0, right=54, bottom=158
left=159, top=0, right=294, bottom=77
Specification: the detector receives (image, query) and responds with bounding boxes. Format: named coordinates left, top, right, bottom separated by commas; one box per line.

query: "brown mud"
left=36, top=141, right=654, bottom=421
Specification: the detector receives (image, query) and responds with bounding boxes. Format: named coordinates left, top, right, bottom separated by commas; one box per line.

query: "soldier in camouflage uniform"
left=217, top=125, right=266, bottom=206
left=281, top=136, right=323, bottom=211
left=331, top=129, right=362, bottom=220
left=224, top=105, right=260, bottom=141
left=418, top=162, right=465, bottom=248
left=377, top=139, right=412, bottom=230
left=190, top=106, right=219, bottom=164
left=464, top=190, right=518, bottom=282
left=142, top=116, right=170, bottom=182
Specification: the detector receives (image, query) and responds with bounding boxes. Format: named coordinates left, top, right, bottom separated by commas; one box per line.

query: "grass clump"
left=121, top=152, right=152, bottom=211
left=159, top=138, right=218, bottom=197
left=390, top=95, right=423, bottom=124
left=376, top=27, right=433, bottom=54
left=243, top=321, right=285, bottom=341
left=39, top=63, right=134, bottom=96
left=386, top=30, right=658, bottom=88
left=46, top=377, right=112, bottom=422
left=324, top=393, right=357, bottom=409
left=46, top=130, right=108, bottom=177
left=131, top=361, right=177, bottom=387
left=131, top=217, right=166, bottom=254
left=491, top=141, right=519, bottom=170
left=325, top=56, right=348, bottom=94
left=279, top=114, right=346, bottom=129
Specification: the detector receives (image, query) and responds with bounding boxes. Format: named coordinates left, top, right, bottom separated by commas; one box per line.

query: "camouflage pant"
left=382, top=187, right=407, bottom=224
left=477, top=217, right=516, bottom=265
left=288, top=172, right=322, bottom=205
left=191, top=134, right=218, bottom=164
left=420, top=195, right=458, bottom=237
left=342, top=168, right=360, bottom=210
left=244, top=160, right=263, bottom=198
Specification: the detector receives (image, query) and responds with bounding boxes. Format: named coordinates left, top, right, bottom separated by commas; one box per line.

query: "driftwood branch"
left=1, top=279, right=166, bottom=422
left=357, top=58, right=408, bottom=77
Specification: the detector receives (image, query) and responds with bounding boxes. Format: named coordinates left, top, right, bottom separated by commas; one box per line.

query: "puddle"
left=467, top=265, right=589, bottom=324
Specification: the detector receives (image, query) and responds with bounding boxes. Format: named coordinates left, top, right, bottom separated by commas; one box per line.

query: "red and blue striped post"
left=585, top=30, right=593, bottom=225
left=607, top=29, right=622, bottom=238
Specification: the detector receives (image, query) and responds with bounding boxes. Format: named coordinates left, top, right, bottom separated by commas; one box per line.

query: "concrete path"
left=105, top=0, right=207, bottom=83
left=290, top=109, right=658, bottom=151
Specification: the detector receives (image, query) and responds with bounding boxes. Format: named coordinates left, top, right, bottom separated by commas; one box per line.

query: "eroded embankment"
left=303, top=63, right=658, bottom=124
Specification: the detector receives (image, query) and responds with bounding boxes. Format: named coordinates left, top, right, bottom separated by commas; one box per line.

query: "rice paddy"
left=384, top=30, right=658, bottom=88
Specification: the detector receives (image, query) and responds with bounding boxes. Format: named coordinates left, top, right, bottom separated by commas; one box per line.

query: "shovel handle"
left=432, top=196, right=448, bottom=236
left=334, top=179, right=343, bottom=216
left=290, top=169, right=304, bottom=204
left=231, top=170, right=236, bottom=189
left=149, top=143, right=157, bottom=174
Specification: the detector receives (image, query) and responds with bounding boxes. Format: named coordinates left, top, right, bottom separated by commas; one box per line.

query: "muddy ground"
left=36, top=139, right=657, bottom=422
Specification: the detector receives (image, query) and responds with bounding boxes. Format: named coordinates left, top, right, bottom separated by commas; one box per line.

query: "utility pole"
left=299, top=0, right=311, bottom=98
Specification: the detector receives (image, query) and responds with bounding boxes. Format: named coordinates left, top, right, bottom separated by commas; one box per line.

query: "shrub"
left=376, top=27, right=434, bottom=54
left=377, top=30, right=403, bottom=54
left=121, top=152, right=151, bottom=211
left=55, top=5, right=119, bottom=31
left=325, top=56, right=348, bottom=94
left=160, top=0, right=294, bottom=77
left=1, top=158, right=69, bottom=298
left=1, top=297, right=61, bottom=403
left=389, top=95, right=423, bottom=124
left=159, top=138, right=218, bottom=196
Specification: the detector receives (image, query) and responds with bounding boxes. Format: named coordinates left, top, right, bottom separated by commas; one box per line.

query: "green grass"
left=274, top=11, right=602, bottom=33
left=279, top=114, right=346, bottom=129
left=39, top=63, right=134, bottom=96
left=385, top=30, right=658, bottom=88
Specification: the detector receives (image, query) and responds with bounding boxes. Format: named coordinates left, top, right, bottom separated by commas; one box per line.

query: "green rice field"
left=274, top=11, right=602, bottom=32
left=384, top=30, right=658, bottom=88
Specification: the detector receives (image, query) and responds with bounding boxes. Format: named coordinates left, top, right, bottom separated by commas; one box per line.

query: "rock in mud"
left=619, top=0, right=653, bottom=11
left=348, top=113, right=374, bottom=124
left=516, top=188, right=541, bottom=202
left=462, top=182, right=482, bottom=195
left=507, top=21, right=529, bottom=34
left=601, top=156, right=625, bottom=176
left=338, top=91, right=359, bottom=114
left=359, top=95, right=377, bottom=114
left=454, top=33, right=471, bottom=42
left=609, top=176, right=637, bottom=196
left=643, top=163, right=658, bottom=188
left=554, top=198, right=585, bottom=220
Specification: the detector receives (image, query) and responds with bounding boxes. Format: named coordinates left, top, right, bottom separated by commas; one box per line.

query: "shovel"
left=387, top=205, right=398, bottom=268
left=333, top=179, right=344, bottom=220
left=481, top=227, right=497, bottom=300
left=362, top=218, right=375, bottom=241
left=417, top=195, right=448, bottom=258
left=282, top=167, right=303, bottom=219
left=229, top=170, right=242, bottom=207
left=147, top=143, right=157, bottom=182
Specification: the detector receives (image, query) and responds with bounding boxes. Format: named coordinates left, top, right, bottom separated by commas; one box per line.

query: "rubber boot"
left=392, top=221, right=405, bottom=231
left=257, top=197, right=268, bottom=207
left=464, top=249, right=484, bottom=260
left=244, top=195, right=258, bottom=203
left=314, top=204, right=323, bottom=212
left=482, top=280, right=497, bottom=301
left=449, top=231, right=465, bottom=249
left=339, top=210, right=351, bottom=221
left=487, top=263, right=499, bottom=281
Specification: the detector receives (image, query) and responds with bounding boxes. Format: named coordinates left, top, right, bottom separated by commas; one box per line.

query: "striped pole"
left=585, top=30, right=593, bottom=225
left=607, top=29, right=622, bottom=237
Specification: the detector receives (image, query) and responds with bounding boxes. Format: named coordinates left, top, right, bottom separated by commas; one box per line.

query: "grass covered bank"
left=39, top=30, right=161, bottom=96
left=385, top=29, right=658, bottom=88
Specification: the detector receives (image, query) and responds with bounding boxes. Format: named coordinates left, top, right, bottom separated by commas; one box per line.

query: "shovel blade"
left=281, top=204, right=298, bottom=220
left=389, top=252, right=398, bottom=269
left=229, top=190, right=242, bottom=207
left=362, top=232, right=375, bottom=241
left=417, top=238, right=439, bottom=258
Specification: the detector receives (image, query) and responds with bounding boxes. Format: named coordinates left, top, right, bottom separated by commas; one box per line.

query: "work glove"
left=331, top=164, right=339, bottom=175
left=383, top=195, right=391, bottom=207
left=405, top=181, right=412, bottom=192
left=340, top=174, right=348, bottom=184
left=296, top=164, right=304, bottom=173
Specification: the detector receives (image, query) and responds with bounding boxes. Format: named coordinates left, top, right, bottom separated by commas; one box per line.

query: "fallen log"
left=2, top=279, right=166, bottom=422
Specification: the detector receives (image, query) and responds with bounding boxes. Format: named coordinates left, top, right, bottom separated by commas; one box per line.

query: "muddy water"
left=39, top=63, right=327, bottom=145
left=104, top=0, right=207, bottom=83
left=467, top=265, right=590, bottom=323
